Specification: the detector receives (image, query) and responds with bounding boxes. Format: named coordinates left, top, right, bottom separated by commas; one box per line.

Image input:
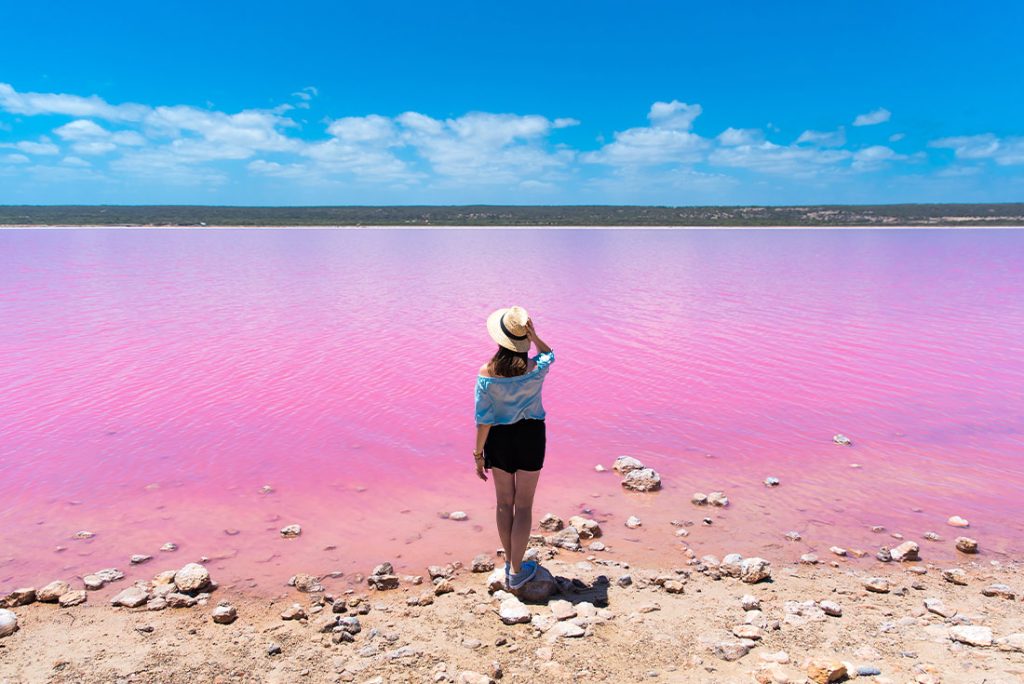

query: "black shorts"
left=484, top=419, right=546, bottom=473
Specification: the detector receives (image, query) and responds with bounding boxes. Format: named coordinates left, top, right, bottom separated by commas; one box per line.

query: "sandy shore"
left=2, top=531, right=1023, bottom=684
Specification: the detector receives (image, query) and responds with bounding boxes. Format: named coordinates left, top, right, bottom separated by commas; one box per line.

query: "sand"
left=2, top=545, right=1023, bottom=684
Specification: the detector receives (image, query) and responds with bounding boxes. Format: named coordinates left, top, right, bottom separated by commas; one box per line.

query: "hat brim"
left=487, top=308, right=531, bottom=353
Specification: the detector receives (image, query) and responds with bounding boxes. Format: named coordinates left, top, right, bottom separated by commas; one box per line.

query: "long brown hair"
left=487, top=345, right=529, bottom=377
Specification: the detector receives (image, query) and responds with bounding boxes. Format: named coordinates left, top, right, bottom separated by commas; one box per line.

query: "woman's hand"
left=525, top=317, right=538, bottom=340
left=474, top=452, right=488, bottom=481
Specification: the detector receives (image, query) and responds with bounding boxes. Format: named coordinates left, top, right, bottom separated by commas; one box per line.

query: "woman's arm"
left=526, top=318, right=551, bottom=354
left=474, top=424, right=491, bottom=481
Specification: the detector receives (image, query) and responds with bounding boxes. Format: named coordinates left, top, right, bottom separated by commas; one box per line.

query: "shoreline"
left=3, top=515, right=1023, bottom=683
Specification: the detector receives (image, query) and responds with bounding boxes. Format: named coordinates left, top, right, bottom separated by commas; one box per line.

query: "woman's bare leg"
left=491, top=468, right=516, bottom=566
left=509, top=469, right=541, bottom=574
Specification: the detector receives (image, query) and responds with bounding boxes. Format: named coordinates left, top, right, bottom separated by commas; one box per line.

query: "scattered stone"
left=829, top=546, right=847, bottom=557
left=174, top=563, right=211, bottom=592
left=485, top=569, right=507, bottom=593
left=289, top=573, right=323, bottom=593
left=1, top=588, right=35, bottom=608
left=942, top=568, right=968, bottom=585
left=111, top=587, right=150, bottom=608
left=818, top=600, right=842, bottom=617
left=981, top=583, right=1016, bottom=600
left=613, top=455, right=645, bottom=473
left=498, top=597, right=531, bottom=625
left=955, top=536, right=978, bottom=554
left=510, top=565, right=557, bottom=603
left=449, top=511, right=469, bottom=521
left=702, top=517, right=713, bottom=526
left=147, top=598, right=168, bottom=611
left=891, top=541, right=920, bottom=562
left=864, top=577, right=890, bottom=593
left=923, top=531, right=942, bottom=541
left=0, top=609, right=17, bottom=638
left=153, top=570, right=177, bottom=586
left=280, top=604, right=306, bottom=620
left=538, top=513, right=564, bottom=532
left=433, top=579, right=454, bottom=596
left=832, top=434, right=852, bottom=446
left=622, top=468, right=661, bottom=492
left=691, top=493, right=708, bottom=505
left=785, top=531, right=802, bottom=542
left=740, top=557, right=772, bottom=584
left=800, top=554, right=819, bottom=565
left=73, top=530, right=95, bottom=539
left=995, top=633, right=1024, bottom=653
left=567, top=516, right=602, bottom=539
left=760, top=651, right=789, bottom=664
left=856, top=665, right=881, bottom=677
left=707, top=491, right=729, bottom=507
left=589, top=541, right=606, bottom=551
left=130, top=554, right=152, bottom=565
left=549, top=599, right=576, bottom=621
left=472, top=554, right=495, bottom=573
left=764, top=477, right=780, bottom=487
left=83, top=575, right=105, bottom=591
left=165, top=592, right=196, bottom=608
left=625, top=516, right=642, bottom=529
left=663, top=580, right=685, bottom=594
left=924, top=598, right=956, bottom=618
left=594, top=464, right=606, bottom=472
left=280, top=524, right=302, bottom=538
left=160, top=542, right=178, bottom=552
left=947, top=516, right=970, bottom=528
left=547, top=621, right=585, bottom=639
left=548, top=527, right=581, bottom=552
left=741, top=594, right=761, bottom=611
left=721, top=554, right=743, bottom=577
left=616, top=574, right=632, bottom=588
left=713, top=640, right=749, bottom=661
left=428, top=564, right=454, bottom=580
left=806, top=659, right=847, bottom=683
left=337, top=616, right=361, bottom=634
left=267, top=642, right=282, bottom=656
left=211, top=602, right=237, bottom=624
left=732, top=624, right=763, bottom=640
left=58, top=590, right=87, bottom=607
left=876, top=547, right=892, bottom=562
left=456, top=673, right=493, bottom=684
left=37, top=580, right=71, bottom=603
left=949, top=625, right=993, bottom=647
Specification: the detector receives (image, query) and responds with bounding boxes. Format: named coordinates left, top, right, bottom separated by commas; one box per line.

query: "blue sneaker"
left=509, top=560, right=538, bottom=590
left=504, top=562, right=511, bottom=589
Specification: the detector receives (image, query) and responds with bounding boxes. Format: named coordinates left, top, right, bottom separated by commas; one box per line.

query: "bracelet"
left=473, top=449, right=484, bottom=458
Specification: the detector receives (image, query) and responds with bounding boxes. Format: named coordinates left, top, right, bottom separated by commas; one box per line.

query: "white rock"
left=280, top=524, right=302, bottom=537
left=720, top=554, right=744, bottom=577
left=924, top=598, right=956, bottom=618
left=949, top=625, right=993, bottom=647
left=621, top=468, right=661, bottom=492
left=449, top=511, right=469, bottom=521
left=864, top=577, right=890, bottom=593
left=707, top=491, right=729, bottom=507
left=37, top=580, right=70, bottom=602
left=111, top=586, right=149, bottom=608
left=741, top=594, right=760, bottom=611
left=211, top=602, right=237, bottom=624
left=947, top=516, right=970, bottom=528
left=546, top=621, right=584, bottom=639
left=829, top=546, right=847, bottom=557
left=498, top=597, right=531, bottom=625
left=890, top=541, right=920, bottom=562
left=0, top=609, right=18, bottom=638
left=160, top=542, right=178, bottom=552
left=739, top=557, right=771, bottom=584
left=549, top=599, right=577, bottom=621
left=818, top=600, right=842, bottom=617
left=173, top=563, right=211, bottom=592
left=612, top=455, right=645, bottom=473
left=625, top=516, right=642, bottom=529
left=995, top=633, right=1024, bottom=653
left=567, top=516, right=602, bottom=539
left=833, top=434, right=852, bottom=446
left=764, top=477, right=780, bottom=487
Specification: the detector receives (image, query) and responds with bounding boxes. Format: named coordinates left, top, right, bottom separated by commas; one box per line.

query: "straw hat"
left=487, top=306, right=531, bottom=353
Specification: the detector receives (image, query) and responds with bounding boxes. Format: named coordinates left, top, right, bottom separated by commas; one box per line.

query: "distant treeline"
left=1, top=204, right=1023, bottom=226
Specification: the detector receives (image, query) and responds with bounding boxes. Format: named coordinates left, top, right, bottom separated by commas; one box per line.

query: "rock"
left=955, top=536, right=978, bottom=553
left=864, top=577, right=890, bottom=593
left=498, top=597, right=531, bottom=625
left=549, top=599, right=576, bottom=620
left=111, top=587, right=150, bottom=608
left=58, top=590, right=87, bottom=607
left=83, top=574, right=105, bottom=591
left=760, top=651, right=789, bottom=664
left=538, top=513, right=564, bottom=532
left=764, top=477, right=780, bottom=487
left=165, top=592, right=197, bottom=608
left=625, top=516, right=642, bottom=529
left=511, top=566, right=557, bottom=603
left=160, top=542, right=178, bottom=552
left=153, top=570, right=177, bottom=585
left=547, top=527, right=581, bottom=551
left=174, top=563, right=211, bottom=593
left=433, top=578, right=454, bottom=596
left=923, top=531, right=942, bottom=541
left=876, top=547, right=892, bottom=562
left=691, top=493, right=708, bottom=505
left=428, top=564, right=454, bottom=580
left=924, top=598, right=956, bottom=618
left=947, top=516, right=970, bottom=528
left=74, top=530, right=95, bottom=539
left=832, top=434, right=852, bottom=446
left=486, top=569, right=507, bottom=593
left=594, top=464, right=606, bottom=472
left=783, top=601, right=827, bottom=626
left=995, top=633, right=1024, bottom=653
left=2, top=588, right=36, bottom=607
left=456, top=673, right=493, bottom=684
left=280, top=604, right=306, bottom=620
left=37, top=580, right=71, bottom=602
left=449, top=511, right=469, bottom=521
left=800, top=553, right=819, bottom=565
left=547, top=621, right=585, bottom=639
left=622, top=468, right=661, bottom=492
left=613, top=455, right=645, bottom=473
left=732, top=624, right=763, bottom=640
left=741, top=594, right=761, bottom=611
left=981, top=583, right=1016, bottom=600
left=949, top=625, right=992, bottom=647
left=337, top=616, right=361, bottom=634
left=94, top=568, right=124, bottom=583
left=211, top=602, right=237, bottom=624
left=368, top=574, right=400, bottom=590
left=829, top=546, right=847, bottom=557
left=740, top=557, right=772, bottom=584
left=720, top=554, right=744, bottom=577
left=267, top=642, right=282, bottom=656
left=0, top=609, right=17, bottom=638
left=472, top=554, right=495, bottom=573
left=942, top=568, right=968, bottom=585
left=806, top=659, right=847, bottom=683
left=713, top=640, right=749, bottom=661
left=147, top=598, right=168, bottom=611
left=818, top=600, right=842, bottom=617
left=280, top=524, right=302, bottom=538
left=891, top=541, right=920, bottom=562
left=617, top=574, right=632, bottom=588
left=707, top=491, right=729, bottom=507
left=785, top=531, right=802, bottom=541
left=856, top=665, right=882, bottom=676
left=589, top=540, right=607, bottom=550
left=567, top=516, right=602, bottom=539
left=289, top=573, right=323, bottom=593
left=663, top=580, right=685, bottom=594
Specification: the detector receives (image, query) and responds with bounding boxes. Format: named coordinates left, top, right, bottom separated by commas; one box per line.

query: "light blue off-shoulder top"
left=474, top=350, right=555, bottom=425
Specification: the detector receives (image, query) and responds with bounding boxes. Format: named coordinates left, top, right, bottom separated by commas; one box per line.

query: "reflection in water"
left=1, top=228, right=1022, bottom=595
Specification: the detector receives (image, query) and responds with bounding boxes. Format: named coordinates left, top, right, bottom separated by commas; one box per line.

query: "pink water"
left=1, top=228, right=1023, bottom=597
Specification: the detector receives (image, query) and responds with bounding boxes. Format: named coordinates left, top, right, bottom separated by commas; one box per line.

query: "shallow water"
left=1, top=227, right=1022, bottom=596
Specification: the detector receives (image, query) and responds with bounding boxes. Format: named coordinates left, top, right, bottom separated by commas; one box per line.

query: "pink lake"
left=1, top=227, right=1023, bottom=598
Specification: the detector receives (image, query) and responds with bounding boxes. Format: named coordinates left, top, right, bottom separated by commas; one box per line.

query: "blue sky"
left=1, top=1, right=1023, bottom=205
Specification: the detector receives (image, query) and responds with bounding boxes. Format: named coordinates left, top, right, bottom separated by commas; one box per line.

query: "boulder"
left=510, top=565, right=557, bottom=603
left=498, top=596, right=531, bottom=625
left=547, top=527, right=581, bottom=551
left=0, top=609, right=17, bottom=638
left=891, top=541, right=920, bottom=562
left=955, top=536, right=978, bottom=554
left=471, top=554, right=495, bottom=573
left=739, top=557, right=772, bottom=584
left=981, top=583, right=1016, bottom=600
left=621, top=468, right=661, bottom=492
left=538, top=513, right=564, bottom=532
left=806, top=659, right=847, bottom=683
left=211, top=602, right=237, bottom=624
left=612, top=455, right=645, bottom=473
left=949, top=625, right=993, bottom=647
left=707, top=491, right=729, bottom=507
left=165, top=592, right=197, bottom=608
left=111, top=586, right=150, bottom=608
left=38, top=580, right=71, bottom=603
left=713, top=640, right=749, bottom=661
left=996, top=633, right=1024, bottom=653
left=721, top=553, right=744, bottom=577
left=942, top=568, right=968, bottom=585
left=1, top=588, right=36, bottom=608
left=864, top=577, right=890, bottom=593
left=289, top=574, right=323, bottom=593
left=59, top=590, right=87, bottom=607
left=567, top=516, right=602, bottom=539
left=174, top=563, right=211, bottom=593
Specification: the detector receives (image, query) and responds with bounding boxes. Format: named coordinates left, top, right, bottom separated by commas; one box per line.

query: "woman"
left=473, top=305, right=554, bottom=590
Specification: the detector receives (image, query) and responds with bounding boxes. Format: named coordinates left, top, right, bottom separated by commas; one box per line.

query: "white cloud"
left=889, top=132, right=905, bottom=142
left=929, top=133, right=1024, bottom=165
left=853, top=108, right=891, bottom=126
left=852, top=145, right=905, bottom=171
left=0, top=139, right=60, bottom=155
left=54, top=119, right=146, bottom=154
left=717, top=127, right=763, bottom=146
left=1, top=153, right=30, bottom=164
left=61, top=156, right=91, bottom=167
left=710, top=141, right=851, bottom=175
left=0, top=82, right=147, bottom=121
left=796, top=128, right=846, bottom=147
left=584, top=101, right=709, bottom=166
